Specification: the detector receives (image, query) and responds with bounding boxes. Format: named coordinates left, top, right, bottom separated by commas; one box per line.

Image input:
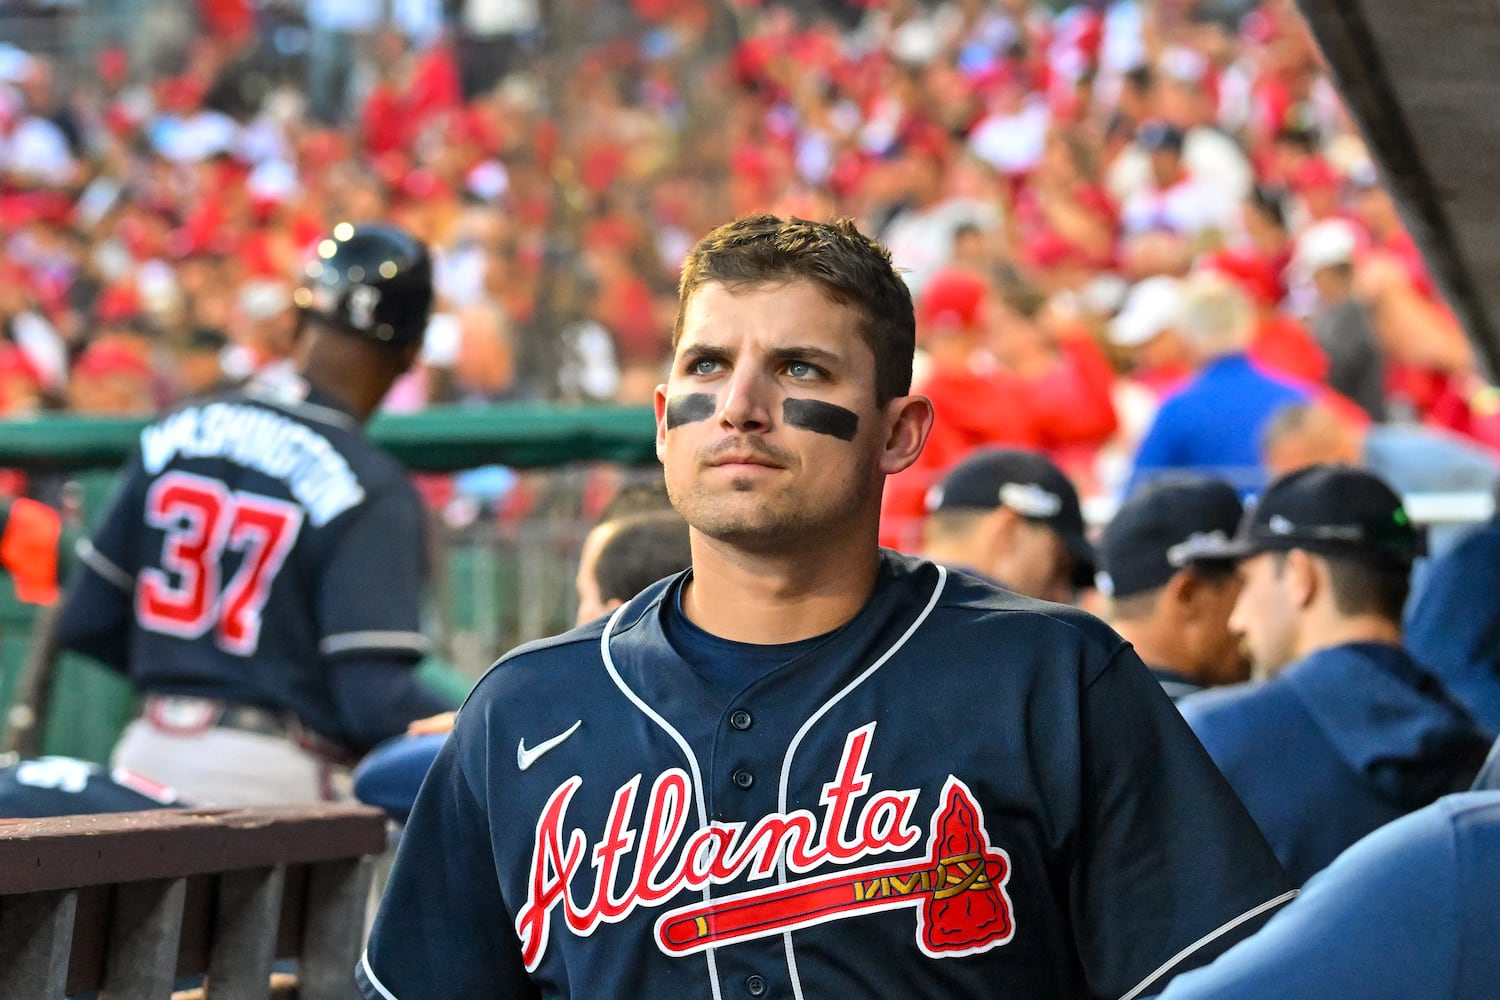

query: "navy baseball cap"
left=1212, top=464, right=1425, bottom=565
left=1096, top=476, right=1244, bottom=598
left=926, top=448, right=1096, bottom=585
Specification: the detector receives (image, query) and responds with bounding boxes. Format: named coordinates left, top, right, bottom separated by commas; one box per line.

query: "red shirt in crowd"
left=879, top=367, right=1044, bottom=551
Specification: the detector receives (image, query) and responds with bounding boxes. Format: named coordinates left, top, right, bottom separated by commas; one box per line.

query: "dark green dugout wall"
left=0, top=403, right=657, bottom=763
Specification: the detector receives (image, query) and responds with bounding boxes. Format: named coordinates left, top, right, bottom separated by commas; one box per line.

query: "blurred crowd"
left=1, top=0, right=1498, bottom=518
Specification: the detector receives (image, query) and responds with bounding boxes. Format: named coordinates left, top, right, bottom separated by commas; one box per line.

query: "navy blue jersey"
left=1179, top=643, right=1490, bottom=884
left=1151, top=792, right=1500, bottom=1000
left=55, top=371, right=430, bottom=747
left=360, top=552, right=1294, bottom=1000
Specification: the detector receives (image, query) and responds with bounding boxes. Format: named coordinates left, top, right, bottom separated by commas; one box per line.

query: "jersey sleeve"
left=54, top=454, right=148, bottom=670
left=316, top=483, right=429, bottom=663
left=1072, top=644, right=1297, bottom=998
left=359, top=725, right=539, bottom=1000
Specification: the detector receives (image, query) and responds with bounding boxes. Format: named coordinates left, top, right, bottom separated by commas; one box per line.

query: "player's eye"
left=687, top=356, right=723, bottom=376
left=784, top=360, right=822, bottom=380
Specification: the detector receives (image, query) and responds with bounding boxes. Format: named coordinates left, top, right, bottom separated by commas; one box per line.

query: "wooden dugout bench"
left=0, top=803, right=388, bottom=999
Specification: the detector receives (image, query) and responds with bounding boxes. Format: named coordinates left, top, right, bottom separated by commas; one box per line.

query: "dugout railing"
left=0, top=801, right=388, bottom=999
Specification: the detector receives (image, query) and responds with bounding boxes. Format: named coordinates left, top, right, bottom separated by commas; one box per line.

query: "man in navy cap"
left=1179, top=464, right=1491, bottom=883
left=1097, top=475, right=1249, bottom=700
left=920, top=447, right=1095, bottom=604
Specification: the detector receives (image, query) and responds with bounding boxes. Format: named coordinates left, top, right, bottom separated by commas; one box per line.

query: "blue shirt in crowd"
left=1128, top=354, right=1309, bottom=497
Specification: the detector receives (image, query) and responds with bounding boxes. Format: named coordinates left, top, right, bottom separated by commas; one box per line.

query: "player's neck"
left=1111, top=615, right=1201, bottom=682
left=1294, top=612, right=1403, bottom=661
left=682, top=535, right=882, bottom=645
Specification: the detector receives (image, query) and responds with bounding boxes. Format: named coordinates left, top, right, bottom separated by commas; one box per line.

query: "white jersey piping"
left=1118, top=888, right=1300, bottom=1000
left=77, top=538, right=134, bottom=592
left=600, top=601, right=725, bottom=1000
left=319, top=630, right=431, bottom=656
left=358, top=950, right=399, bottom=1000
left=775, top=565, right=948, bottom=1000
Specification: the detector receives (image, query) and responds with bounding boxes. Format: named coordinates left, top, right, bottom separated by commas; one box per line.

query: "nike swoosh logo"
left=517, top=720, right=582, bottom=771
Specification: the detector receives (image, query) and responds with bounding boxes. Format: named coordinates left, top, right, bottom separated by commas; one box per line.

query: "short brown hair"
left=674, top=214, right=915, bottom=404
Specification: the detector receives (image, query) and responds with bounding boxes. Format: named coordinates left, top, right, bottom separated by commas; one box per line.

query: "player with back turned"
left=360, top=215, right=1295, bottom=1000
left=54, top=223, right=455, bottom=807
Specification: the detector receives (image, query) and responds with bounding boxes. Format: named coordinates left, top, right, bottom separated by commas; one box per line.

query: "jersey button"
left=730, top=710, right=753, bottom=731
left=732, top=769, right=754, bottom=789
left=744, top=975, right=766, bottom=996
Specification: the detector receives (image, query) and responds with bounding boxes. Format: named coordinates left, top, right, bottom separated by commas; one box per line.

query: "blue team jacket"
left=1179, top=642, right=1490, bottom=884
left=1150, top=791, right=1500, bottom=999
left=1405, top=516, right=1500, bottom=740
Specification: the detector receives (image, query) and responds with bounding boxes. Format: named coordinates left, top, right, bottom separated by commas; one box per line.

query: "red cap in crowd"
left=918, top=269, right=987, bottom=333
left=72, top=340, right=153, bottom=381
left=1288, top=156, right=1342, bottom=194
left=1200, top=248, right=1283, bottom=308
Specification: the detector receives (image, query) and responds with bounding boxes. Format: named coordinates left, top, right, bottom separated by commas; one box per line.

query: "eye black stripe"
left=666, top=394, right=716, bottom=428
left=783, top=399, right=858, bottom=441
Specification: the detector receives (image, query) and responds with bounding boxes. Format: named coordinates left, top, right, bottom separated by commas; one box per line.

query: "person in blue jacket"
left=1149, top=791, right=1500, bottom=1000
left=1179, top=463, right=1491, bottom=884
left=1404, top=507, right=1500, bottom=740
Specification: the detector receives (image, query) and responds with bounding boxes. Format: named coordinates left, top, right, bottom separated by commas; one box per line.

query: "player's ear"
left=1285, top=549, right=1318, bottom=609
left=877, top=394, right=934, bottom=476
left=653, top=383, right=669, bottom=460
left=1165, top=568, right=1197, bottom=608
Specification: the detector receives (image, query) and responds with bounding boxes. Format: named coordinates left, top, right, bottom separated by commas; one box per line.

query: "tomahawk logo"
left=514, top=725, right=1014, bottom=970
left=656, top=776, right=1014, bottom=958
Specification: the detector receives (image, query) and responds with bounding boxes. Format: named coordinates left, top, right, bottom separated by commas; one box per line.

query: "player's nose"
left=717, top=365, right=776, bottom=432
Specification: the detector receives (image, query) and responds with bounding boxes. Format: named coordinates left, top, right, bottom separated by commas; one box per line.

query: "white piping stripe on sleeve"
left=319, top=631, right=431, bottom=656
left=359, top=950, right=400, bottom=1000
left=77, top=538, right=134, bottom=592
left=777, top=565, right=948, bottom=1000
left=599, top=603, right=725, bottom=1000
left=1118, top=888, right=1300, bottom=1000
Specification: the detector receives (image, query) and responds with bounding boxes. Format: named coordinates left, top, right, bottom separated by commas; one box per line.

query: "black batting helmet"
left=293, top=223, right=434, bottom=347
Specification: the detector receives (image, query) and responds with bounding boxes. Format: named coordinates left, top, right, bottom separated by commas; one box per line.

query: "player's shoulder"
left=886, top=550, right=1128, bottom=657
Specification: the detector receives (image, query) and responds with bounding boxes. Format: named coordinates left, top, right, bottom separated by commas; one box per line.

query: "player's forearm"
left=328, top=656, right=458, bottom=753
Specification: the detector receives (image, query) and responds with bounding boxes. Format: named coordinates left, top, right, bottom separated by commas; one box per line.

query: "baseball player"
left=1096, top=475, right=1249, bottom=700
left=919, top=447, right=1097, bottom=604
left=360, top=215, right=1294, bottom=1000
left=54, top=223, right=455, bottom=807
left=1178, top=464, right=1492, bottom=883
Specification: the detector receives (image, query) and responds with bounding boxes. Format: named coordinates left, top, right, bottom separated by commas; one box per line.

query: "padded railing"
left=0, top=803, right=388, bottom=999
left=0, top=402, right=659, bottom=472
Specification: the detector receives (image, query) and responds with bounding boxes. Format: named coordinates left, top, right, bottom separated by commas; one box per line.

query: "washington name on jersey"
left=140, top=401, right=364, bottom=526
